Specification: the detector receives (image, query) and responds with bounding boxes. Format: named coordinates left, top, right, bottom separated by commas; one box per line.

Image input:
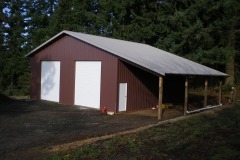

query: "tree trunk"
left=225, top=50, right=235, bottom=86
left=225, top=29, right=235, bottom=86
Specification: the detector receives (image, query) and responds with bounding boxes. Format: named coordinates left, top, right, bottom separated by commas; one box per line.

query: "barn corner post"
left=158, top=76, right=163, bottom=120
left=218, top=81, right=222, bottom=105
left=184, top=77, right=188, bottom=116
left=204, top=79, right=208, bottom=107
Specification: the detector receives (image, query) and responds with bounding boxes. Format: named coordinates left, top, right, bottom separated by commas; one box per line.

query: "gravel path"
left=0, top=100, right=157, bottom=160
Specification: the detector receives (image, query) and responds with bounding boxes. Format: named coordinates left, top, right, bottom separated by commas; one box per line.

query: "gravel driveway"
left=0, top=99, right=157, bottom=159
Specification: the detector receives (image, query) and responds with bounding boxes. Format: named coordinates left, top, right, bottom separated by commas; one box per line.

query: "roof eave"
left=165, top=73, right=228, bottom=77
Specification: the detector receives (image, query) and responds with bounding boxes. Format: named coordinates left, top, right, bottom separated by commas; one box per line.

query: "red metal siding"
left=30, top=36, right=118, bottom=112
left=117, top=61, right=159, bottom=111
left=30, top=57, right=41, bottom=100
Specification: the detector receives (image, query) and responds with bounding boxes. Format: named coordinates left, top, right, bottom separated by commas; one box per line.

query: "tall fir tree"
left=220, top=0, right=240, bottom=85
left=98, top=0, right=160, bottom=44
left=153, top=0, right=240, bottom=85
left=1, top=0, right=29, bottom=95
left=0, top=1, right=6, bottom=91
left=0, top=0, right=240, bottom=96
left=25, top=0, right=58, bottom=49
left=49, top=0, right=98, bottom=35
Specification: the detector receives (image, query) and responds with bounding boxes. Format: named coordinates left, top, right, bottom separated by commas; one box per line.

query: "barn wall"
left=30, top=57, right=41, bottom=100
left=117, top=61, right=159, bottom=111
left=30, top=35, right=118, bottom=111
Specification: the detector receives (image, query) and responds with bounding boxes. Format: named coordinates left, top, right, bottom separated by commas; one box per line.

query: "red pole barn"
left=26, top=31, right=227, bottom=117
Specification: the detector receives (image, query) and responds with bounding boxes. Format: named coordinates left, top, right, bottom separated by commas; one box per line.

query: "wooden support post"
left=184, top=77, right=188, bottom=116
left=218, top=81, right=222, bottom=105
left=158, top=76, right=163, bottom=120
left=204, top=79, right=208, bottom=107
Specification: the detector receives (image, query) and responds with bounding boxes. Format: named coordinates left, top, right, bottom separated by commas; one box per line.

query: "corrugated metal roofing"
left=26, top=30, right=227, bottom=77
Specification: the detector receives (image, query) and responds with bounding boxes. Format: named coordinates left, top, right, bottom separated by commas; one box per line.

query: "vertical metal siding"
left=30, top=36, right=118, bottom=112
left=118, top=61, right=159, bottom=111
left=30, top=58, right=41, bottom=100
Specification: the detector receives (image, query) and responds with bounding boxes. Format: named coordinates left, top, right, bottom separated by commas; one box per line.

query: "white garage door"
left=41, top=61, right=60, bottom=102
left=74, top=61, right=101, bottom=109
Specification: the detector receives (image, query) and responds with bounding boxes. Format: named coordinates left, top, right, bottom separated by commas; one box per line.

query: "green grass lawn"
left=50, top=103, right=240, bottom=160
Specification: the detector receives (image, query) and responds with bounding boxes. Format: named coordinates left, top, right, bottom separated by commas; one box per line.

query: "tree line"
left=0, top=0, right=239, bottom=96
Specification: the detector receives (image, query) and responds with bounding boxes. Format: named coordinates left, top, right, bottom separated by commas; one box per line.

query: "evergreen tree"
left=0, top=1, right=6, bottom=91
left=98, top=0, right=160, bottom=44
left=220, top=0, right=240, bottom=85
left=104, top=0, right=239, bottom=85
left=154, top=0, right=240, bottom=85
left=0, top=0, right=239, bottom=96
left=26, top=0, right=58, bottom=49
left=0, top=1, right=5, bottom=50
left=49, top=0, right=98, bottom=35
left=1, top=0, right=29, bottom=95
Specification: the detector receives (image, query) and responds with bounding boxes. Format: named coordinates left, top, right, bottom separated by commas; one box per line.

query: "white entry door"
left=41, top=61, right=60, bottom=102
left=74, top=61, right=101, bottom=109
left=118, top=83, right=127, bottom=112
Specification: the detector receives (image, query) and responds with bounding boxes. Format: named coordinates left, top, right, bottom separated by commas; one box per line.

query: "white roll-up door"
left=74, top=61, right=101, bottom=109
left=41, top=61, right=60, bottom=102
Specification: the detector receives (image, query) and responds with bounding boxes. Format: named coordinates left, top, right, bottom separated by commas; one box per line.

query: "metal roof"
left=26, top=30, right=227, bottom=77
